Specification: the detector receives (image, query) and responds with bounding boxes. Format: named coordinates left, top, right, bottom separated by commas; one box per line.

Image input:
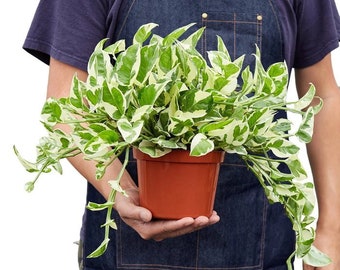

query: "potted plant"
left=14, top=23, right=330, bottom=268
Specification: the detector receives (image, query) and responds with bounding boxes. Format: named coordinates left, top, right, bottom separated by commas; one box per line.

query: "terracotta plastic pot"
left=133, top=148, right=225, bottom=219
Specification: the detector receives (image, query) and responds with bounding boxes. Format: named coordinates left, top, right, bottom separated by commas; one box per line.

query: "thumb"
left=116, top=196, right=152, bottom=222
left=139, top=207, right=152, bottom=222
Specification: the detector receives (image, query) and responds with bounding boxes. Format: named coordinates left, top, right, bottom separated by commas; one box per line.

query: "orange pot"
left=133, top=148, right=225, bottom=219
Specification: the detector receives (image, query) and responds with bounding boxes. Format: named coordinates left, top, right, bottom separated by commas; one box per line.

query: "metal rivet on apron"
left=257, top=15, right=263, bottom=21
left=202, top=13, right=208, bottom=19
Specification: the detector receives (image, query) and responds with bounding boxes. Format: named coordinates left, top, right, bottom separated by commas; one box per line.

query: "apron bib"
left=81, top=1, right=295, bottom=269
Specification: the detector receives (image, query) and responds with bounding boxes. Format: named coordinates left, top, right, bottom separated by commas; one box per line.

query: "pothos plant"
left=14, top=23, right=330, bottom=268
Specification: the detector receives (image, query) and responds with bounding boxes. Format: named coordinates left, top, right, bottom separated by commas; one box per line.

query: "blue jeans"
left=80, top=0, right=295, bottom=269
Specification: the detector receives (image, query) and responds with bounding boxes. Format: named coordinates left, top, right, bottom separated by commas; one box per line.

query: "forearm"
left=306, top=91, right=340, bottom=230
left=67, top=154, right=137, bottom=200
left=46, top=57, right=137, bottom=200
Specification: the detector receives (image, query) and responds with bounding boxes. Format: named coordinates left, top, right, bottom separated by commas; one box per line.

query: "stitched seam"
left=116, top=0, right=137, bottom=39
left=259, top=193, right=268, bottom=269
left=196, top=231, right=200, bottom=270
left=269, top=0, right=284, bottom=60
left=203, top=20, right=263, bottom=24
left=256, top=14, right=263, bottom=51
left=233, top=13, right=237, bottom=59
left=202, top=18, right=207, bottom=59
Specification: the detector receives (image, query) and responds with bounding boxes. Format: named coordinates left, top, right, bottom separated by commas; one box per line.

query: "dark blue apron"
left=81, top=1, right=295, bottom=269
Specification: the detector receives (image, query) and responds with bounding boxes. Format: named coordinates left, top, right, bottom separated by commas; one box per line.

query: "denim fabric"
left=111, top=0, right=284, bottom=69
left=81, top=1, right=295, bottom=269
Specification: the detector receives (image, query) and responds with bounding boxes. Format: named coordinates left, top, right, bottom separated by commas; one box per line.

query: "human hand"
left=303, top=227, right=340, bottom=270
left=114, top=186, right=220, bottom=241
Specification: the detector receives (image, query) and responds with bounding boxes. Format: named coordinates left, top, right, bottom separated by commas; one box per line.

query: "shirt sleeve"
left=294, top=0, right=340, bottom=68
left=23, top=0, right=115, bottom=71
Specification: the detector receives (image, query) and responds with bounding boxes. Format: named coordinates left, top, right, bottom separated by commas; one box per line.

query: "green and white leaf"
left=190, top=133, right=214, bottom=156
left=117, top=118, right=144, bottom=144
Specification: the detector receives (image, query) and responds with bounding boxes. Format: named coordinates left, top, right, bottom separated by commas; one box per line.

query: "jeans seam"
left=269, top=0, right=284, bottom=61
left=259, top=193, right=268, bottom=269
left=115, top=0, right=137, bottom=40
left=256, top=14, right=263, bottom=51
left=196, top=231, right=200, bottom=270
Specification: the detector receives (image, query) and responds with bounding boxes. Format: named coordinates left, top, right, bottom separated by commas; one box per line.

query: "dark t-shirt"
left=23, top=0, right=340, bottom=73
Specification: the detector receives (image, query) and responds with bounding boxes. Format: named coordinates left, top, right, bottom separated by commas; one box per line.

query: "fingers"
left=119, top=205, right=220, bottom=240
left=144, top=217, right=196, bottom=241
left=133, top=212, right=220, bottom=241
left=114, top=188, right=221, bottom=241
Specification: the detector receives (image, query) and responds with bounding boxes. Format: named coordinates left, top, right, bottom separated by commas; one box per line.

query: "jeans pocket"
left=117, top=224, right=201, bottom=269
left=201, top=11, right=263, bottom=67
left=197, top=164, right=267, bottom=269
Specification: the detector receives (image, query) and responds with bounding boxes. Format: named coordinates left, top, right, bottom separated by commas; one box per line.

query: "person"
left=22, top=0, right=340, bottom=269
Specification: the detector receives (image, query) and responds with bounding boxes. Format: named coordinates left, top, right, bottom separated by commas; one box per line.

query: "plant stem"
left=103, top=147, right=130, bottom=245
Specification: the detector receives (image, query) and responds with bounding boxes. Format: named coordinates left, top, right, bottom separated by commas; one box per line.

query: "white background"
left=0, top=1, right=339, bottom=269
